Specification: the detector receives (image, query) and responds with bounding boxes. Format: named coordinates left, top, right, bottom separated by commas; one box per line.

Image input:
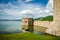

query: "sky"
left=0, top=0, right=53, bottom=19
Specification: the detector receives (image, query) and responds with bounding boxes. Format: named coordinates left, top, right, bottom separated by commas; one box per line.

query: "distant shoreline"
left=0, top=20, right=22, bottom=21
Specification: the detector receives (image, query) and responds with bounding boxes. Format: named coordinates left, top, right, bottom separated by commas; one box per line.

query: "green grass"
left=0, top=32, right=60, bottom=40
left=34, top=16, right=53, bottom=21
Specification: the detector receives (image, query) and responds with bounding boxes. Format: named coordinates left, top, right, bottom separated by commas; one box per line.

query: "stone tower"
left=46, top=0, right=60, bottom=36
left=22, top=18, right=34, bottom=33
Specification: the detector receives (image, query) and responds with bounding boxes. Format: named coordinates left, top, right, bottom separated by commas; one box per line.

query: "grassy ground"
left=0, top=32, right=60, bottom=40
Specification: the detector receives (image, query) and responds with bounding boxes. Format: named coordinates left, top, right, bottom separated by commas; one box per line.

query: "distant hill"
left=34, top=16, right=53, bottom=21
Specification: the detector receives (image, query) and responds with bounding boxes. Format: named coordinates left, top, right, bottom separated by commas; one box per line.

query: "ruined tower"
left=22, top=18, right=34, bottom=33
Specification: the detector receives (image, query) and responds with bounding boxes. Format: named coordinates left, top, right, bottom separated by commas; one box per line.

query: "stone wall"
left=34, top=21, right=53, bottom=28
left=46, top=0, right=60, bottom=36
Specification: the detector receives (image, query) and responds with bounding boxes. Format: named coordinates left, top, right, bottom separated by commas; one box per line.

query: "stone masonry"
left=46, top=0, right=60, bottom=36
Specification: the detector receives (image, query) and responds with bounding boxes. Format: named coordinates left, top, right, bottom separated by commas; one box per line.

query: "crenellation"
left=34, top=21, right=52, bottom=28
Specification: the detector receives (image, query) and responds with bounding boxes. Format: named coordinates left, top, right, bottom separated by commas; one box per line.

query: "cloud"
left=0, top=0, right=53, bottom=19
left=46, top=0, right=53, bottom=15
left=0, top=2, right=43, bottom=15
left=19, top=7, right=50, bottom=18
left=19, top=9, right=33, bottom=14
left=25, top=0, right=33, bottom=2
left=19, top=0, right=54, bottom=17
left=46, top=0, right=53, bottom=9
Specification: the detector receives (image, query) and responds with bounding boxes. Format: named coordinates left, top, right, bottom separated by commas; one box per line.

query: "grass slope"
left=0, top=32, right=60, bottom=40
left=35, top=16, right=53, bottom=21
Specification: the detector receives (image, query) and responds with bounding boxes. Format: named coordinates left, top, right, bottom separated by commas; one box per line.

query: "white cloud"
left=45, top=9, right=49, bottom=13
left=0, top=3, right=42, bottom=15
left=46, top=0, right=53, bottom=9
left=19, top=0, right=54, bottom=16
left=19, top=9, right=33, bottom=14
left=46, top=0, right=53, bottom=15
left=19, top=8, right=39, bottom=14
left=0, top=0, right=53, bottom=19
left=25, top=0, right=33, bottom=2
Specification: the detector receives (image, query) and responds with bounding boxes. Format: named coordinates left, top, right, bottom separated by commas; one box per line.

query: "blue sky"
left=0, top=0, right=53, bottom=19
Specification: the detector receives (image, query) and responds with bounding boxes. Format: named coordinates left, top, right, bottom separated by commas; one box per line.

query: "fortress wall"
left=46, top=0, right=60, bottom=36
left=34, top=21, right=53, bottom=28
left=54, top=0, right=60, bottom=24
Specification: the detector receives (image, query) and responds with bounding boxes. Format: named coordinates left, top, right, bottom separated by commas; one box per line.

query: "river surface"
left=0, top=21, right=22, bottom=33
left=0, top=21, right=45, bottom=34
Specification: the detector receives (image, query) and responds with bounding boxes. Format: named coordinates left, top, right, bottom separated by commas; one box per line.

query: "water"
left=0, top=21, right=45, bottom=34
left=0, top=21, right=22, bottom=33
